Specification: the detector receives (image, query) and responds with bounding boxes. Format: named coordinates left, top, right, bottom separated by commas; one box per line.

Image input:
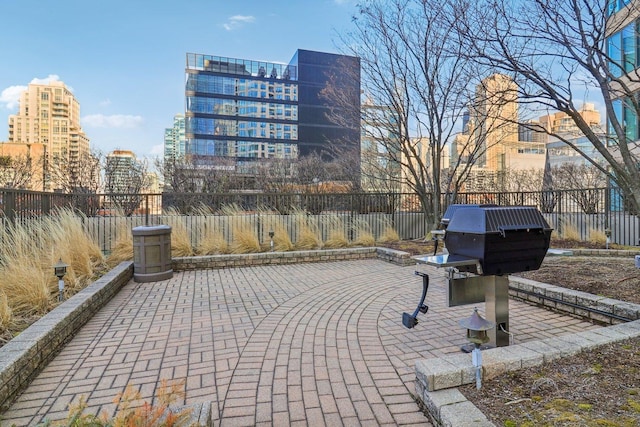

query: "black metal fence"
left=0, top=188, right=638, bottom=253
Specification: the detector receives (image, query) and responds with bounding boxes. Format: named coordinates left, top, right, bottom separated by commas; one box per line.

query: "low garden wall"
left=0, top=262, right=133, bottom=412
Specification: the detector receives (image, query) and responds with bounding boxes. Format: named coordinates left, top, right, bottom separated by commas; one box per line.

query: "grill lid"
left=440, top=204, right=497, bottom=228
left=446, top=205, right=551, bottom=235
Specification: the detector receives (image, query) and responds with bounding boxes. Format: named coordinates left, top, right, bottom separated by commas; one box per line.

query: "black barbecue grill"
left=443, top=205, right=552, bottom=276
left=403, top=204, right=553, bottom=348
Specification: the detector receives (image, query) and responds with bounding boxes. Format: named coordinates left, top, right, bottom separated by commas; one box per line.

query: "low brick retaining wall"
left=171, top=246, right=415, bottom=270
left=509, top=276, right=640, bottom=323
left=0, top=262, right=133, bottom=412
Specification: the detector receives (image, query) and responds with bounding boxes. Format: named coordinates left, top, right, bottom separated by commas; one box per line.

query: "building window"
left=607, top=21, right=638, bottom=77
left=607, top=0, right=631, bottom=16
left=610, top=98, right=639, bottom=142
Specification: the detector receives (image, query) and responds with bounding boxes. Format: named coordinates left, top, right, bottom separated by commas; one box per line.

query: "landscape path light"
left=53, top=258, right=68, bottom=302
left=269, top=228, right=275, bottom=251
left=459, top=307, right=495, bottom=390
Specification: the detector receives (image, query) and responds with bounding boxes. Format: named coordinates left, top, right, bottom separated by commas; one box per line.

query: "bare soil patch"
left=387, top=238, right=640, bottom=426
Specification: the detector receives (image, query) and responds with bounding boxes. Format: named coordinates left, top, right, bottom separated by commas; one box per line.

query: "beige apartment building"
left=7, top=80, right=90, bottom=191
left=538, top=103, right=602, bottom=136
left=453, top=73, right=547, bottom=191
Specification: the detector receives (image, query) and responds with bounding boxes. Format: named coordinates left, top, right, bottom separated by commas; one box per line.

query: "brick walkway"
left=1, top=260, right=599, bottom=426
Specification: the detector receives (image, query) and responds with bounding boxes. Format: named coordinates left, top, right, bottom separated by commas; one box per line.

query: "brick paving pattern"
left=1, top=260, right=599, bottom=426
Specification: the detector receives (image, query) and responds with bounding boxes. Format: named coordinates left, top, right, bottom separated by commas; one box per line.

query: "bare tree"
left=161, top=155, right=245, bottom=193
left=327, top=0, right=514, bottom=229
left=456, top=0, right=640, bottom=214
left=103, top=152, right=150, bottom=216
left=48, top=149, right=102, bottom=194
left=0, top=153, right=41, bottom=190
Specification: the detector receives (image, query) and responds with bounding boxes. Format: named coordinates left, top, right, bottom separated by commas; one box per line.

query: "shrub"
left=39, top=379, right=195, bottom=426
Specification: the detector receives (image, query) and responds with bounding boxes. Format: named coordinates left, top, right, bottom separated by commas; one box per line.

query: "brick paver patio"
left=1, top=259, right=599, bottom=426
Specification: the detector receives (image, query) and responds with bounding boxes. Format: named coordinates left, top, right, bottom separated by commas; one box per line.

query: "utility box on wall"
left=132, top=225, right=173, bottom=282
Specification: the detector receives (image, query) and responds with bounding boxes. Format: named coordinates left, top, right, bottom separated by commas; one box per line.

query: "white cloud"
left=0, top=85, right=26, bottom=109
left=81, top=114, right=143, bottom=128
left=0, top=74, right=64, bottom=109
left=99, top=99, right=112, bottom=107
left=223, top=15, right=256, bottom=31
left=30, top=74, right=61, bottom=85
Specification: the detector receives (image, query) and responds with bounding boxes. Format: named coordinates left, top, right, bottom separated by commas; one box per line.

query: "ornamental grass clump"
left=163, top=208, right=195, bottom=257
left=197, top=225, right=229, bottom=255
left=0, top=291, right=11, bottom=333
left=589, top=227, right=607, bottom=246
left=271, top=224, right=294, bottom=252
left=323, top=216, right=350, bottom=249
left=559, top=220, right=581, bottom=241
left=351, top=219, right=376, bottom=247
left=106, top=222, right=134, bottom=266
left=44, top=210, right=104, bottom=293
left=376, top=220, right=400, bottom=244
left=230, top=223, right=261, bottom=253
left=293, top=210, right=322, bottom=250
left=0, top=209, right=105, bottom=336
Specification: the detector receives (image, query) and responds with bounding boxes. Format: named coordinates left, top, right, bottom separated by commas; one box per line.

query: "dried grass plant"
left=0, top=291, right=12, bottom=332
left=323, top=217, right=350, bottom=249
left=560, top=221, right=581, bottom=241
left=377, top=221, right=400, bottom=243
left=162, top=207, right=195, bottom=257
left=271, top=224, right=294, bottom=252
left=351, top=219, right=376, bottom=247
left=0, top=209, right=104, bottom=324
left=230, top=223, right=261, bottom=253
left=587, top=227, right=606, bottom=245
left=45, top=210, right=104, bottom=292
left=293, top=210, right=322, bottom=250
left=107, top=223, right=134, bottom=266
left=170, top=222, right=194, bottom=257
left=197, top=223, right=229, bottom=255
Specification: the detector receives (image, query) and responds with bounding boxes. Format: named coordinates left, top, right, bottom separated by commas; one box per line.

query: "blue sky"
left=0, top=0, right=358, bottom=159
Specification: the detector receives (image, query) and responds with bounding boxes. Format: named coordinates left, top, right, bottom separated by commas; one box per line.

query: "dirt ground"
left=388, top=238, right=640, bottom=426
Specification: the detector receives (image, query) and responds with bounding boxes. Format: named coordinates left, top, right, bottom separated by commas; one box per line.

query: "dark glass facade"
left=185, top=50, right=360, bottom=163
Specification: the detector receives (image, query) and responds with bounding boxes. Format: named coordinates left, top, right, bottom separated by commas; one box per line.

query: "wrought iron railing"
left=0, top=188, right=637, bottom=253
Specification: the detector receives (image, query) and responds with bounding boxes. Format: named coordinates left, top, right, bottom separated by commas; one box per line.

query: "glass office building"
left=185, top=50, right=360, bottom=168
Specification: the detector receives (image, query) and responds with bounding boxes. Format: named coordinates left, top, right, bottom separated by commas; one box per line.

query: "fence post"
left=145, top=194, right=149, bottom=226
left=5, top=191, right=15, bottom=223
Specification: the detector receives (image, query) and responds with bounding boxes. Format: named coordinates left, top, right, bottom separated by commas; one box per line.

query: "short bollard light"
left=54, top=258, right=68, bottom=302
left=269, top=229, right=275, bottom=252
left=605, top=228, right=612, bottom=249
left=459, top=307, right=495, bottom=390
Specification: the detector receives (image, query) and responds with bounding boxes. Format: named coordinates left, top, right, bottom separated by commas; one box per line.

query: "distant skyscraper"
left=7, top=80, right=90, bottom=191
left=164, top=114, right=185, bottom=160
left=184, top=49, right=360, bottom=173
